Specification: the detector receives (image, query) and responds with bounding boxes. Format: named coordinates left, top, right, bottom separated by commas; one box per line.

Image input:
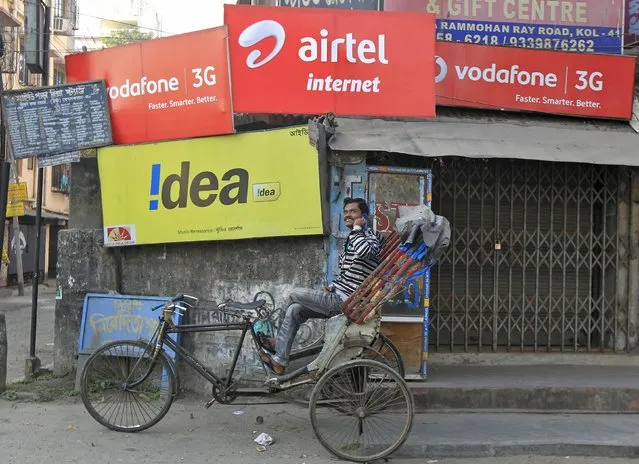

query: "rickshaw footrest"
left=273, top=365, right=309, bottom=383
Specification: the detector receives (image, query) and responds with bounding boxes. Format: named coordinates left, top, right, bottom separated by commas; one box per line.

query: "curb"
left=10, top=285, right=56, bottom=297
left=409, top=386, right=639, bottom=412
left=395, top=443, right=639, bottom=459
left=8, top=363, right=54, bottom=384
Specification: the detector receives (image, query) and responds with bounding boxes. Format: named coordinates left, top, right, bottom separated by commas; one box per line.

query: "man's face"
left=344, top=202, right=363, bottom=229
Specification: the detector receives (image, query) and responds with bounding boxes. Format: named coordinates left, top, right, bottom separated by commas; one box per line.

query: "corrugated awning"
left=328, top=110, right=639, bottom=166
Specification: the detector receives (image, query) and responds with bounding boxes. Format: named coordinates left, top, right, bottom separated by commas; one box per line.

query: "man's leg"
left=289, top=288, right=344, bottom=316
left=273, top=288, right=343, bottom=366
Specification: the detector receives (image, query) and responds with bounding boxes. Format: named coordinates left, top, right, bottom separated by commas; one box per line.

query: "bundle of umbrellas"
left=342, top=205, right=451, bottom=324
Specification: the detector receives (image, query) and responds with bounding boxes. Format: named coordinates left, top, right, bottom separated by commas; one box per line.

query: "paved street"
left=3, top=397, right=639, bottom=464
left=0, top=399, right=637, bottom=464
left=2, top=283, right=639, bottom=463
left=439, top=460, right=637, bottom=464
left=0, top=281, right=57, bottom=381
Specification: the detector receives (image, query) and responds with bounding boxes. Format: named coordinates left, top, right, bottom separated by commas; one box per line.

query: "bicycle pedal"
left=205, top=397, right=216, bottom=409
left=264, top=377, right=280, bottom=387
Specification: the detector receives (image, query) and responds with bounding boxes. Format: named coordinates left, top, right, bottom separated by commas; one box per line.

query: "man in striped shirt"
left=259, top=197, right=382, bottom=375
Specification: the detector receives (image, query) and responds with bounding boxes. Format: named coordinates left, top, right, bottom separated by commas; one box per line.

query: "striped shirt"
left=332, top=227, right=383, bottom=299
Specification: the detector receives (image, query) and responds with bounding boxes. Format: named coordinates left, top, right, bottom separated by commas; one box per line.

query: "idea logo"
left=148, top=163, right=282, bottom=210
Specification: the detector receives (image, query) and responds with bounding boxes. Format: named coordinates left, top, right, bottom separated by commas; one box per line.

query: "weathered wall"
left=55, top=157, right=329, bottom=393
left=68, top=157, right=102, bottom=230
left=54, top=228, right=118, bottom=374
left=117, top=236, right=328, bottom=393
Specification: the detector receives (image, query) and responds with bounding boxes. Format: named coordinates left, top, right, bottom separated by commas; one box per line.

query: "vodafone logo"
left=435, top=56, right=447, bottom=84
left=238, top=20, right=286, bottom=69
left=436, top=57, right=561, bottom=89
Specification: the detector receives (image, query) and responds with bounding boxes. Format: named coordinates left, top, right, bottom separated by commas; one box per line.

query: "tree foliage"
left=102, top=29, right=155, bottom=48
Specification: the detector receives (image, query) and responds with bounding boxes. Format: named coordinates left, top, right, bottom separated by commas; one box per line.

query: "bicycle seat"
left=222, top=299, right=265, bottom=310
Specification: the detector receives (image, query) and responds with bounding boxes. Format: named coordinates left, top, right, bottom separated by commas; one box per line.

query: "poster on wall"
left=98, top=126, right=323, bottom=247
left=225, top=4, right=436, bottom=118
left=435, top=41, right=636, bottom=120
left=65, top=26, right=234, bottom=145
left=626, top=0, right=639, bottom=46
left=384, top=0, right=624, bottom=54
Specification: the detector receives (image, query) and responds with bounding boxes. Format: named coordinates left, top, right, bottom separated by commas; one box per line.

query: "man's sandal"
left=258, top=333, right=276, bottom=352
left=258, top=349, right=285, bottom=375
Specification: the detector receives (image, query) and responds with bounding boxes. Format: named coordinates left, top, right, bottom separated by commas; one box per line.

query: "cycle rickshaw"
left=78, top=209, right=449, bottom=463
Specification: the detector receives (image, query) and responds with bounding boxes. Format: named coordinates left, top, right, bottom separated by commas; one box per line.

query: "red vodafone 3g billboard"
left=224, top=4, right=436, bottom=118
left=435, top=42, right=636, bottom=120
left=65, top=26, right=234, bottom=145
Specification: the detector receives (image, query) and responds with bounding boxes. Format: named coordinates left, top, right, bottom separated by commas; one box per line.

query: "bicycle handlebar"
left=151, top=293, right=198, bottom=312
left=151, top=293, right=183, bottom=312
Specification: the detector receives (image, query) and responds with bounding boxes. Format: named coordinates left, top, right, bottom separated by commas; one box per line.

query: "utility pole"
left=0, top=34, right=11, bottom=287
left=26, top=2, right=51, bottom=377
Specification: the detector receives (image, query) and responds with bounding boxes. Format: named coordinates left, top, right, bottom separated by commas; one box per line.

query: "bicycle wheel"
left=80, top=340, right=176, bottom=432
left=373, top=333, right=405, bottom=378
left=309, top=359, right=414, bottom=462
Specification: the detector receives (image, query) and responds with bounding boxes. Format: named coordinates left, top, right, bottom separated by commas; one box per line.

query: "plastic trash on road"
left=254, top=432, right=274, bottom=446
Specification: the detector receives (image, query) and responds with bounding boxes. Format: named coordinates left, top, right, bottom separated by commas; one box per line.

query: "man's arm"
left=349, top=227, right=381, bottom=260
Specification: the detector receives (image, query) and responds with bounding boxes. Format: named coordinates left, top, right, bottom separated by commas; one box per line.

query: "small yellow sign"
left=252, top=182, right=281, bottom=202
left=8, top=182, right=27, bottom=202
left=98, top=126, right=323, bottom=246
left=6, top=201, right=25, bottom=217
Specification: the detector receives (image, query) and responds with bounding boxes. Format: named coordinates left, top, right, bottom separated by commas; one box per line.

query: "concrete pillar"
left=54, top=155, right=109, bottom=375
left=69, top=156, right=102, bottom=230
left=627, top=169, right=639, bottom=351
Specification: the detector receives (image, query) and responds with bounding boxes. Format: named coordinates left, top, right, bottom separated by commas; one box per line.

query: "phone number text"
left=436, top=20, right=622, bottom=54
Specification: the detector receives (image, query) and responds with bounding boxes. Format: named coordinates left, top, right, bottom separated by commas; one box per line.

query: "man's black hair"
left=343, top=197, right=370, bottom=216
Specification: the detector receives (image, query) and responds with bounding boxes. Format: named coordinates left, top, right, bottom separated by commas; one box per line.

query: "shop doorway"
left=366, top=166, right=432, bottom=376
left=427, top=158, right=631, bottom=353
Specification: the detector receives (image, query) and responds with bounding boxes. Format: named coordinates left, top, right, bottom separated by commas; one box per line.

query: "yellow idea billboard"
left=98, top=126, right=323, bottom=247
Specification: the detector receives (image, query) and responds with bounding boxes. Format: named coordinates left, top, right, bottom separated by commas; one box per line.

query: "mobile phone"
left=362, top=213, right=369, bottom=229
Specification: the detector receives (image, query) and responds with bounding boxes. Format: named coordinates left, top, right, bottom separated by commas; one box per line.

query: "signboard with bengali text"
left=8, top=182, right=27, bottom=202
left=6, top=201, right=24, bottom=217
left=77, top=293, right=182, bottom=358
left=3, top=81, right=112, bottom=159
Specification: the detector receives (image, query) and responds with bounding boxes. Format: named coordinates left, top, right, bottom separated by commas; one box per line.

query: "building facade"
left=0, top=0, right=76, bottom=285
left=325, top=111, right=639, bottom=358
left=51, top=0, right=639, bottom=391
left=73, top=0, right=162, bottom=53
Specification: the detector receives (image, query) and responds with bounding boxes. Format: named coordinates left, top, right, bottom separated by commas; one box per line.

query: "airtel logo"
left=238, top=20, right=286, bottom=69
left=238, top=20, right=388, bottom=69
left=435, top=56, right=447, bottom=84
